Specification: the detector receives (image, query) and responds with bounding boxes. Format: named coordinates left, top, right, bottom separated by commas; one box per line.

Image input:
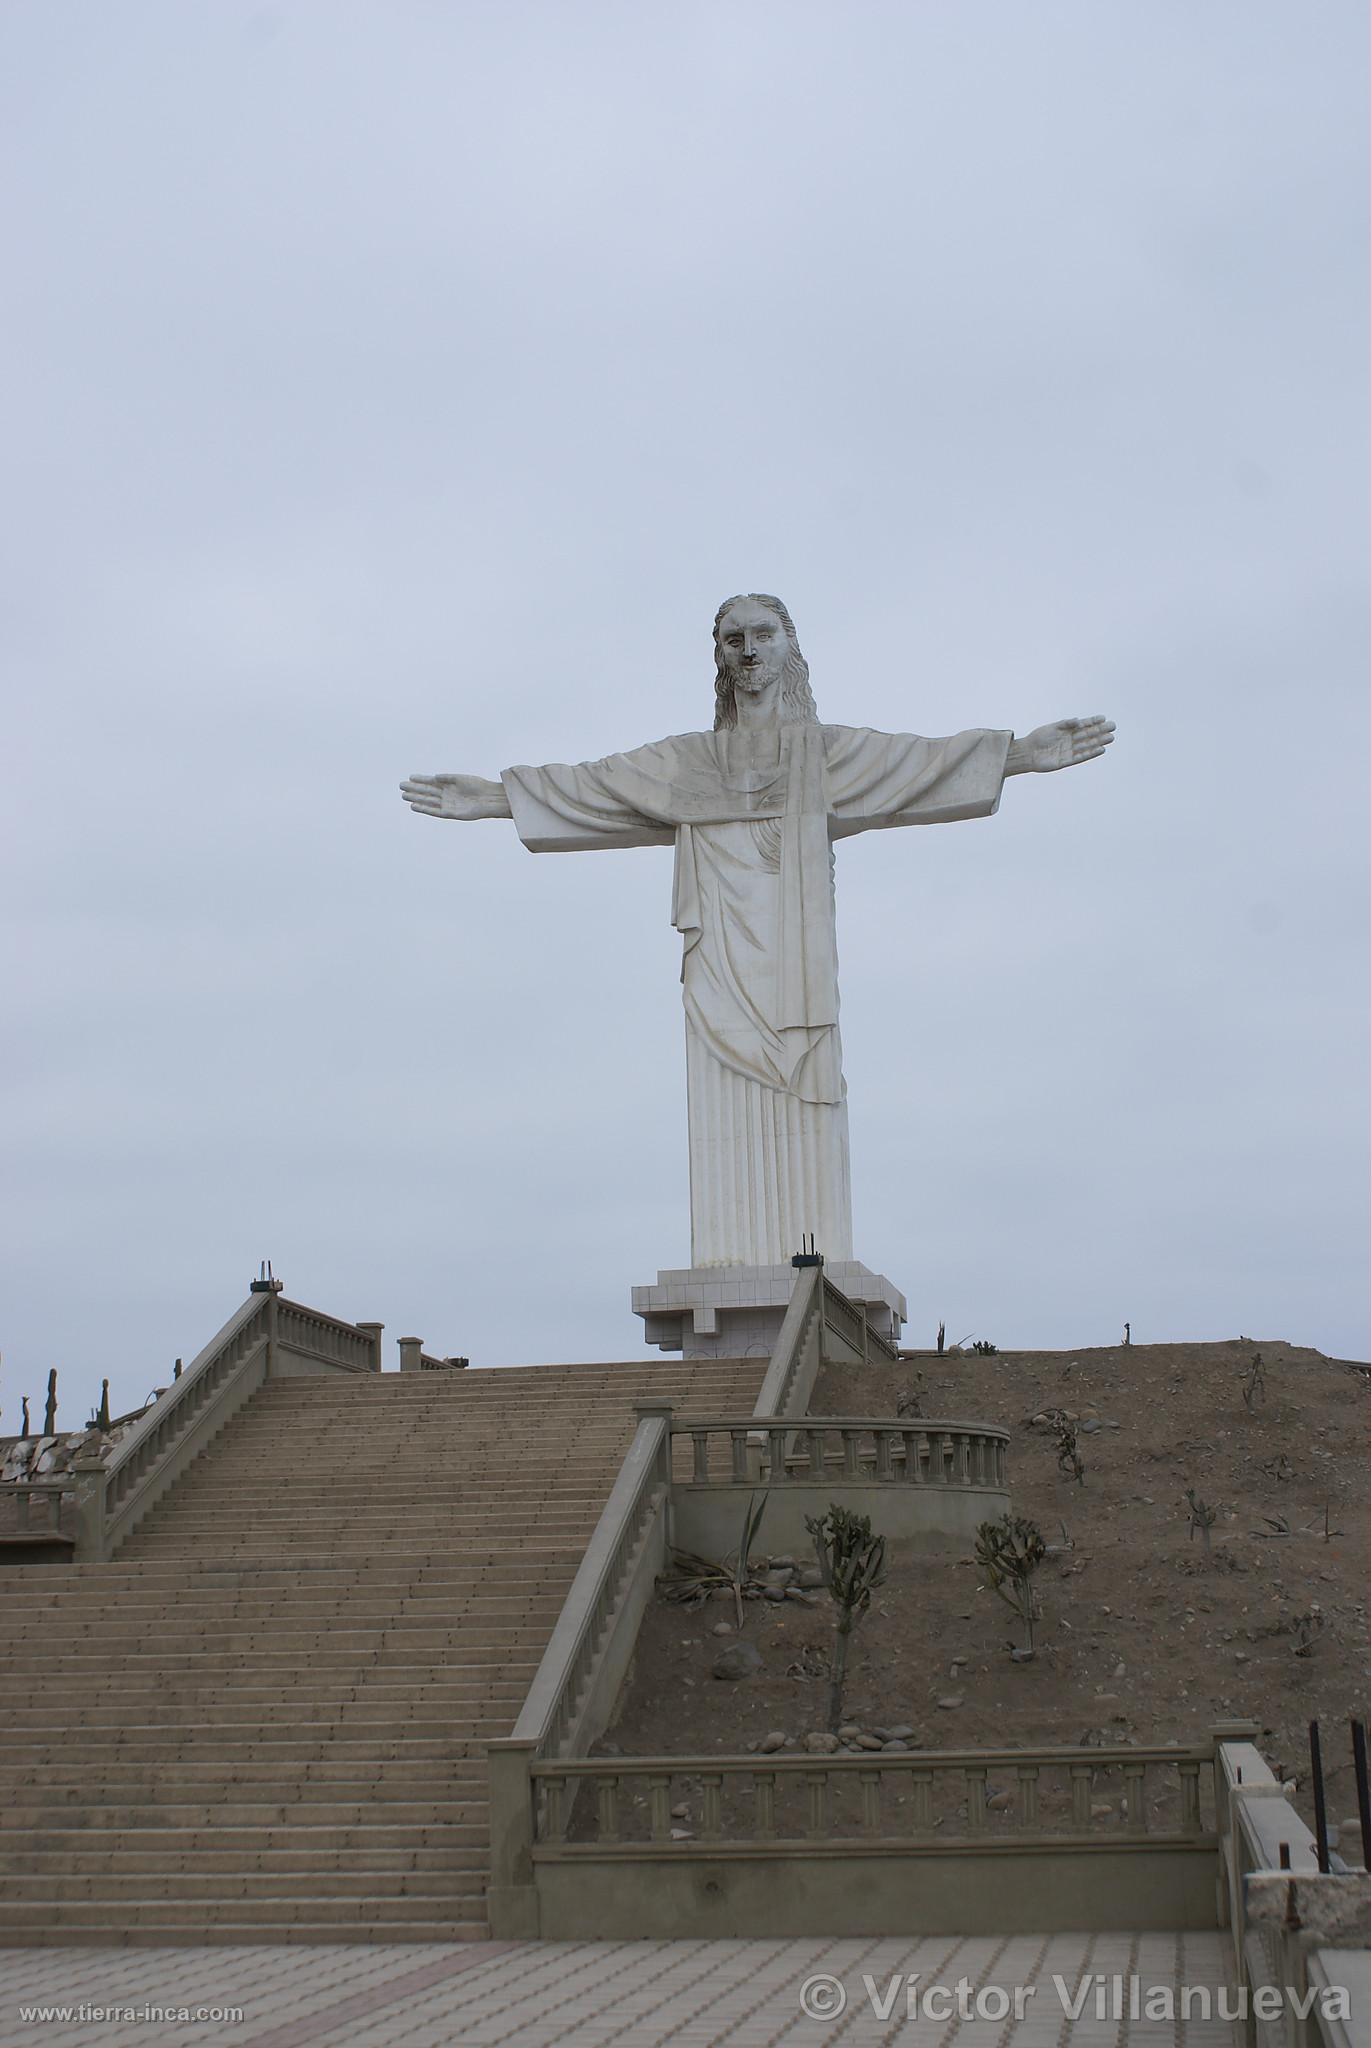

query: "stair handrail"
left=75, top=1291, right=384, bottom=1561
left=751, top=1261, right=824, bottom=1421
left=74, top=1292, right=275, bottom=1560
left=101, top=1293, right=270, bottom=1496
left=503, top=1404, right=672, bottom=1762
left=819, top=1271, right=901, bottom=1367
left=487, top=1402, right=673, bottom=1937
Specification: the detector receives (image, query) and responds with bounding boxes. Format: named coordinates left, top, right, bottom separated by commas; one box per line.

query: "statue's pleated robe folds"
left=502, top=722, right=1010, bottom=1267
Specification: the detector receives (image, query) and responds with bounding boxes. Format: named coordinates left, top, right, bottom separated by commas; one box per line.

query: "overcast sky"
left=5, top=1, right=1368, bottom=1430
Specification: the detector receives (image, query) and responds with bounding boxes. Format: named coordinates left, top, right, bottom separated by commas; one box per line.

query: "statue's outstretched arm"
left=400, top=773, right=513, bottom=821
left=1005, top=716, right=1115, bottom=777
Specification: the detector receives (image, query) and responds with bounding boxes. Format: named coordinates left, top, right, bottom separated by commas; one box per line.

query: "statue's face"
left=717, top=600, right=788, bottom=695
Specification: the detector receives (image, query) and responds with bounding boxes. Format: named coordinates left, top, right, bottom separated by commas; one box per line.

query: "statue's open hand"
left=1013, top=716, right=1115, bottom=774
left=400, top=773, right=512, bottom=821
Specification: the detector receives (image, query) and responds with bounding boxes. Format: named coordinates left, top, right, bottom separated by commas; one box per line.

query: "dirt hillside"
left=605, top=1337, right=1371, bottom=1833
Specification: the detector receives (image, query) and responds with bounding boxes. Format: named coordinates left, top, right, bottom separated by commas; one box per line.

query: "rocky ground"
left=602, top=1337, right=1371, bottom=1840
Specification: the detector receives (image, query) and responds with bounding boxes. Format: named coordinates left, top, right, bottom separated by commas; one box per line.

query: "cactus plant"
left=975, top=1512, right=1047, bottom=1655
left=805, top=1504, right=887, bottom=1732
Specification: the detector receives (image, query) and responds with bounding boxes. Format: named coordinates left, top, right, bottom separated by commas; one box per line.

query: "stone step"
left=0, top=1733, right=502, bottom=1762
left=0, top=1894, right=479, bottom=1929
left=0, top=1753, right=485, bottom=1785
left=112, top=1529, right=594, bottom=1551
left=2, top=1576, right=562, bottom=1603
left=0, top=1799, right=488, bottom=1830
left=4, top=1649, right=543, bottom=1676
left=4, top=1578, right=570, bottom=1604
left=1, top=1557, right=582, bottom=1592
left=4, top=1823, right=488, bottom=1854
left=120, top=1509, right=601, bottom=1529
left=6, top=1624, right=555, bottom=1653
left=131, top=1501, right=607, bottom=1522
left=0, top=1553, right=580, bottom=1582
left=3, top=1866, right=485, bottom=1899
left=5, top=1645, right=545, bottom=1670
left=126, top=1474, right=611, bottom=1495
left=0, top=1919, right=489, bottom=1947
left=0, top=1679, right=528, bottom=1712
left=0, top=1695, right=508, bottom=1728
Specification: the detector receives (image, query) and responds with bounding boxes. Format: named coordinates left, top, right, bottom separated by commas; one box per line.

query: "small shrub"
left=661, top=1492, right=769, bottom=1629
left=1241, top=1353, right=1266, bottom=1411
left=1185, top=1488, right=1217, bottom=1552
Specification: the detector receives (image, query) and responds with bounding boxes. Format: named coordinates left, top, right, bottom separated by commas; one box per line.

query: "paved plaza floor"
left=0, top=1933, right=1238, bottom=2048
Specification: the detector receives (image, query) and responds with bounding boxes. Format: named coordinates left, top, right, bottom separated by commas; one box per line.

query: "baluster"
left=964, top=1766, right=987, bottom=1832
left=901, top=1430, right=920, bottom=1484
left=729, top=1430, right=748, bottom=1482
left=753, top=1771, right=776, bottom=1838
left=1179, top=1760, right=1202, bottom=1833
left=701, top=1773, right=723, bottom=1838
left=767, top=1428, right=787, bottom=1482
left=597, top=1776, right=620, bottom=1842
left=874, top=1430, right=892, bottom=1480
left=805, top=1771, right=829, bottom=1837
left=927, top=1431, right=946, bottom=1484
left=972, top=1435, right=986, bottom=1483
left=842, top=1428, right=859, bottom=1479
left=649, top=1774, right=672, bottom=1841
left=1070, top=1764, right=1093, bottom=1829
left=860, top=1769, right=881, bottom=1830
left=1123, top=1761, right=1147, bottom=1832
left=911, top=1769, right=933, bottom=1830
left=691, top=1430, right=710, bottom=1483
left=958, top=1434, right=972, bottom=1484
left=1016, top=1765, right=1040, bottom=1829
left=543, top=1776, right=567, bottom=1842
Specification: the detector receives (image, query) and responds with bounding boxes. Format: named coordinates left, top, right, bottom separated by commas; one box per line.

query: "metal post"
left=1352, top=1720, right=1371, bottom=1870
left=1309, top=1721, right=1330, bottom=1873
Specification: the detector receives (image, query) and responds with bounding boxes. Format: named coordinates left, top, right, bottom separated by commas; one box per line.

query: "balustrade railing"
left=274, top=1300, right=379, bottom=1374
left=820, top=1276, right=901, bottom=1367
left=677, top=1415, right=1008, bottom=1490
left=487, top=1407, right=676, bottom=1935
left=70, top=1291, right=382, bottom=1560
left=531, top=1743, right=1215, bottom=1852
left=99, top=1294, right=273, bottom=1534
left=500, top=1408, right=672, bottom=1764
left=751, top=1262, right=824, bottom=1422
left=0, top=1478, right=71, bottom=1541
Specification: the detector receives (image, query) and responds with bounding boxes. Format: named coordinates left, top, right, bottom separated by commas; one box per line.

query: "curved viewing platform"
left=666, top=1412, right=1010, bottom=1553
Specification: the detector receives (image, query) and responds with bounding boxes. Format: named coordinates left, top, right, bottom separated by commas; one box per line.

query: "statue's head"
left=712, top=594, right=818, bottom=731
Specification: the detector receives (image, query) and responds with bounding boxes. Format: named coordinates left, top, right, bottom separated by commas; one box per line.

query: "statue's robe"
left=502, top=722, right=1010, bottom=1267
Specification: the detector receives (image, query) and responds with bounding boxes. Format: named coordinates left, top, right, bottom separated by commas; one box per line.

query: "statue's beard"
left=731, top=663, right=781, bottom=694
left=713, top=644, right=819, bottom=731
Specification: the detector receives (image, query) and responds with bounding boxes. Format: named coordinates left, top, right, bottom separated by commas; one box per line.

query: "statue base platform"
left=631, top=1262, right=907, bottom=1359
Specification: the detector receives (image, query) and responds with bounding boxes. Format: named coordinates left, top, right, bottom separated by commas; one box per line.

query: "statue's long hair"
left=712, top=593, right=819, bottom=731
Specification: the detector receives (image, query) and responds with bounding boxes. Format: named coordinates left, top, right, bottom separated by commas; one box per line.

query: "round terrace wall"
left=669, top=1416, right=1010, bottom=1558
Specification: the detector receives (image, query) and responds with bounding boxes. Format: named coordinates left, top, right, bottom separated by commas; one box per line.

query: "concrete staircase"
left=0, top=1357, right=765, bottom=1945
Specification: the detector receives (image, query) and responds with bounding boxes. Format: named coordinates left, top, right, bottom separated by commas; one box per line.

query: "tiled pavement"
left=0, top=1933, right=1237, bottom=2047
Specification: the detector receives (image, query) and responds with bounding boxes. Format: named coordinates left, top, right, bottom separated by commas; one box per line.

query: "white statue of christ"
left=402, top=594, right=1113, bottom=1270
